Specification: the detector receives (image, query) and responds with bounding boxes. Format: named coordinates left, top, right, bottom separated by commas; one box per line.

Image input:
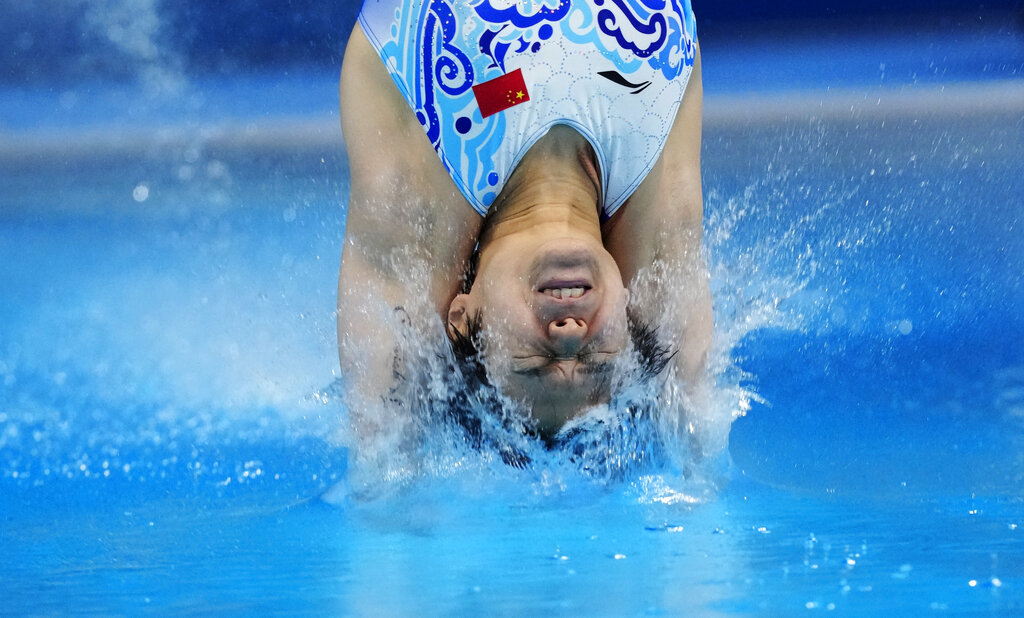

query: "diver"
left=336, top=0, right=712, bottom=457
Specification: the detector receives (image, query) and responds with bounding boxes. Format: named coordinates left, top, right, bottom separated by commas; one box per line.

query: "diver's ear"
left=446, top=293, right=472, bottom=341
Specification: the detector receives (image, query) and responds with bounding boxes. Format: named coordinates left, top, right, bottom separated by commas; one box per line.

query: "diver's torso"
left=358, top=0, right=698, bottom=217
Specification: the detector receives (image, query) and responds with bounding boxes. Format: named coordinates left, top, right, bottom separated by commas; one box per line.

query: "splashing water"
left=330, top=173, right=864, bottom=503
left=82, top=0, right=186, bottom=96
left=6, top=108, right=1017, bottom=506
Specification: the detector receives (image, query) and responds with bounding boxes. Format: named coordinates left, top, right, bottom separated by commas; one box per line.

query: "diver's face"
left=448, top=230, right=629, bottom=436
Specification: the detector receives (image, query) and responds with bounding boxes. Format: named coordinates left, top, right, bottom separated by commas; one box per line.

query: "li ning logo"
left=597, top=70, right=652, bottom=94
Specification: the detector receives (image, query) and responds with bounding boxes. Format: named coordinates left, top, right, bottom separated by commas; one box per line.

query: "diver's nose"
left=548, top=317, right=588, bottom=355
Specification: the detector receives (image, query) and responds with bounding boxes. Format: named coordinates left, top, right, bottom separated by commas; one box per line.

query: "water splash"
left=82, top=0, right=186, bottom=96
left=330, top=172, right=869, bottom=501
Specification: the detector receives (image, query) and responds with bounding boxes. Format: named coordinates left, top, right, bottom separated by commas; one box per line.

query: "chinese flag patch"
left=472, top=68, right=530, bottom=118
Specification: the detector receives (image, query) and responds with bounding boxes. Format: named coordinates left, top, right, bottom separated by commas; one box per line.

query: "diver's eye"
left=511, top=348, right=619, bottom=377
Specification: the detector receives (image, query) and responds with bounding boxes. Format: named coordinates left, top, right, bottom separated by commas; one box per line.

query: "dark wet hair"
left=443, top=311, right=533, bottom=467
left=445, top=309, right=675, bottom=469
left=447, top=311, right=489, bottom=388
left=624, top=311, right=676, bottom=379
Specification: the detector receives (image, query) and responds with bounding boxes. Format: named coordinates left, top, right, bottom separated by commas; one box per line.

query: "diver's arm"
left=603, top=44, right=711, bottom=389
left=337, top=25, right=479, bottom=417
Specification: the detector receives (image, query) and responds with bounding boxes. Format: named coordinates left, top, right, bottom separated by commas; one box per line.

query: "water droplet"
left=133, top=184, right=150, bottom=202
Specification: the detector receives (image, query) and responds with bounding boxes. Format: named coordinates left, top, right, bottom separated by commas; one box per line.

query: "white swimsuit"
left=358, top=0, right=697, bottom=217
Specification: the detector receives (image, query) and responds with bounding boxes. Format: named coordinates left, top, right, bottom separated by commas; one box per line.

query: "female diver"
left=336, top=0, right=712, bottom=458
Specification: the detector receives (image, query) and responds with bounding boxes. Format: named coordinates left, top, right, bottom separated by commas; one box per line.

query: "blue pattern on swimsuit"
left=359, top=0, right=697, bottom=216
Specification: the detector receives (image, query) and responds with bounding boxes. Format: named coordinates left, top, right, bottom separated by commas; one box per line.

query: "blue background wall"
left=1, top=0, right=1021, bottom=86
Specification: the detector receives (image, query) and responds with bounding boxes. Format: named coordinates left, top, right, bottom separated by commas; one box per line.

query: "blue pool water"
left=3, top=12, right=1024, bottom=616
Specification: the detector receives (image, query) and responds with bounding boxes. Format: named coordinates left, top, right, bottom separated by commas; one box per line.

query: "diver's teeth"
left=542, top=287, right=585, bottom=299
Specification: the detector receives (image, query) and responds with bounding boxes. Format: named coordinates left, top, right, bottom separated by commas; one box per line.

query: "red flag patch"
left=472, top=68, right=530, bottom=118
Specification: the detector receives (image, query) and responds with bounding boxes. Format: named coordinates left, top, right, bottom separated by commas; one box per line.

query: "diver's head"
left=446, top=223, right=630, bottom=437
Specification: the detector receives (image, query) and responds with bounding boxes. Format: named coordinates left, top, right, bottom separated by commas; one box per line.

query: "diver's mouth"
left=529, top=245, right=600, bottom=295
left=538, top=285, right=591, bottom=300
